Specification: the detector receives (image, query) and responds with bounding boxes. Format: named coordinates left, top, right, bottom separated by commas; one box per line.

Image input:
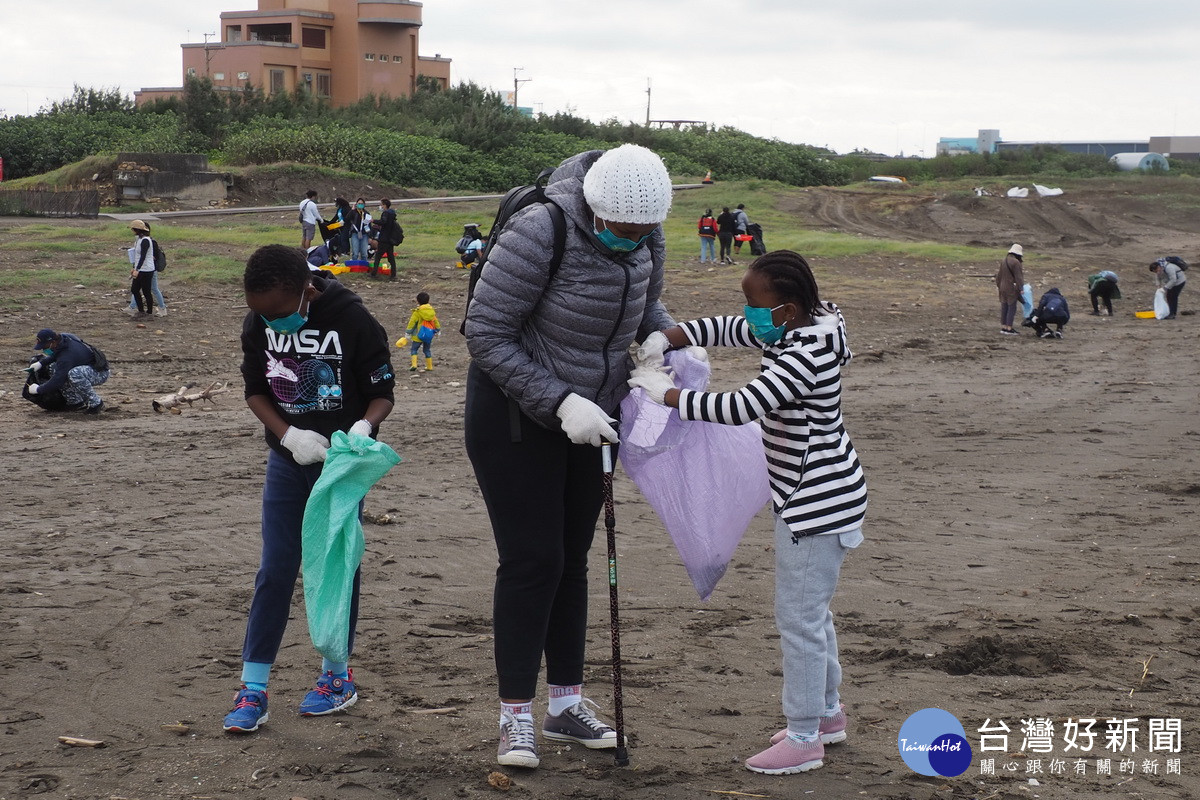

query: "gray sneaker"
left=497, top=710, right=539, bottom=768
left=542, top=698, right=618, bottom=749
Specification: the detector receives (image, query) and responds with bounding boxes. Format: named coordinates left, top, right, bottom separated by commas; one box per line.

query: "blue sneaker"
left=298, top=670, right=358, bottom=716
left=223, top=687, right=269, bottom=733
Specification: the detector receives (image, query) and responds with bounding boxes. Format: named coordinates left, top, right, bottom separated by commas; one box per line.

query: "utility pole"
left=645, top=77, right=651, bottom=126
left=513, top=67, right=531, bottom=110
left=203, top=32, right=218, bottom=77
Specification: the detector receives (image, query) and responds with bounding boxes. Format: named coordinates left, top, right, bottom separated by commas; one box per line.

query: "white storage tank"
left=1109, top=152, right=1169, bottom=171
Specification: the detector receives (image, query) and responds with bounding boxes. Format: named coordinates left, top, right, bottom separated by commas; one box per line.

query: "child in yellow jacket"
left=406, top=292, right=440, bottom=371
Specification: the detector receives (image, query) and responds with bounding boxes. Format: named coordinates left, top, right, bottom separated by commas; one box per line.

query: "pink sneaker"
left=770, top=703, right=848, bottom=745
left=746, top=737, right=824, bottom=775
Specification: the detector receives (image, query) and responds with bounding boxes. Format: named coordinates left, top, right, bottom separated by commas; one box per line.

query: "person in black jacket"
left=222, top=244, right=395, bottom=734
left=1029, top=287, right=1069, bottom=338
left=25, top=328, right=109, bottom=413
left=371, top=198, right=404, bottom=280
left=717, top=206, right=737, bottom=265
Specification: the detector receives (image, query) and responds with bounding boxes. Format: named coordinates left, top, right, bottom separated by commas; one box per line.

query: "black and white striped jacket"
left=676, top=303, right=867, bottom=539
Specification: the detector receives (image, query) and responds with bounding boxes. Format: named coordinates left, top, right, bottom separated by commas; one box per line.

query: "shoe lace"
left=502, top=711, right=537, bottom=750
left=570, top=698, right=611, bottom=733
left=234, top=692, right=262, bottom=710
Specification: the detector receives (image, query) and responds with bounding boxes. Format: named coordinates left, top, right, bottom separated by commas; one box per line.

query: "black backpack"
left=152, top=239, right=167, bottom=272
left=460, top=168, right=567, bottom=335
left=1165, top=255, right=1189, bottom=271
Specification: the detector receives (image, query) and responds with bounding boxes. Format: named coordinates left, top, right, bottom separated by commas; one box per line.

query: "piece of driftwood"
left=58, top=736, right=105, bottom=748
left=152, top=382, right=230, bottom=414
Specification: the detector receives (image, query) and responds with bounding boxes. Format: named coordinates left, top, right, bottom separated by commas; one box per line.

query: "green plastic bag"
left=302, top=431, right=401, bottom=663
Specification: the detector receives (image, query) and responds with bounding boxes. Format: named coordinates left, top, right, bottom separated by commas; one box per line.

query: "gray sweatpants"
left=774, top=516, right=862, bottom=733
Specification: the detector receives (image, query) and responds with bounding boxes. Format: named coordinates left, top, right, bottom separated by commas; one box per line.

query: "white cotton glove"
left=349, top=419, right=374, bottom=438
left=280, top=426, right=330, bottom=465
left=682, top=345, right=708, bottom=363
left=634, top=331, right=670, bottom=368
left=28, top=383, right=40, bottom=395
left=23, top=362, right=41, bottom=374
left=627, top=366, right=676, bottom=405
left=555, top=393, right=619, bottom=446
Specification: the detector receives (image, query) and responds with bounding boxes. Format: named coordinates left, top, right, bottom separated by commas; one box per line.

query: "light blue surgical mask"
left=261, top=295, right=309, bottom=336
left=42, top=347, right=55, bottom=356
left=595, top=224, right=650, bottom=253
left=744, top=303, right=788, bottom=345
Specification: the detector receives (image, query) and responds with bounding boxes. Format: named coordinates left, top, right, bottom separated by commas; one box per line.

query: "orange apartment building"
left=136, top=0, right=451, bottom=106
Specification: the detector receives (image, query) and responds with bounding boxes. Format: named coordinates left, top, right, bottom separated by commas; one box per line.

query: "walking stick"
left=601, top=442, right=630, bottom=766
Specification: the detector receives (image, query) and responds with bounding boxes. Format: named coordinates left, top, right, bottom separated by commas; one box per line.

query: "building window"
left=187, top=67, right=197, bottom=77
left=237, top=71, right=250, bottom=81
left=214, top=72, right=225, bottom=81
left=379, top=54, right=389, bottom=62
left=301, top=27, right=326, bottom=49
left=226, top=25, right=242, bottom=43
left=394, top=55, right=402, bottom=63
left=364, top=53, right=375, bottom=61
left=316, top=73, right=331, bottom=98
left=269, top=69, right=285, bottom=94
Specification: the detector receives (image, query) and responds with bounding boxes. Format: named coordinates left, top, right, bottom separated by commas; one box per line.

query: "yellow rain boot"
left=425, top=357, right=434, bottom=372
left=410, top=354, right=418, bottom=371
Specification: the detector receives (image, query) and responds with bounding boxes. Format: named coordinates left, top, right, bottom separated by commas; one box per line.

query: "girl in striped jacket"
left=629, top=249, right=867, bottom=776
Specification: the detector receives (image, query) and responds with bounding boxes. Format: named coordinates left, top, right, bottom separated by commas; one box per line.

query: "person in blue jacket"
left=25, top=328, right=109, bottom=413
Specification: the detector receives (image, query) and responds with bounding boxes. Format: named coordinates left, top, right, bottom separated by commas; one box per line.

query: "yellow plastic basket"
left=1134, top=310, right=1156, bottom=319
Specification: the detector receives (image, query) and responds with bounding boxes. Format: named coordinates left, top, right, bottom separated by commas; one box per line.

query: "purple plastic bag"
left=620, top=350, right=770, bottom=600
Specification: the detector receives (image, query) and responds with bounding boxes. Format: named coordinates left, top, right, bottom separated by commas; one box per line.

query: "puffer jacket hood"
left=465, top=149, right=676, bottom=430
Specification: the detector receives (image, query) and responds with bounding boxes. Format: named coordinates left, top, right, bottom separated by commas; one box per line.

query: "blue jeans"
left=699, top=237, right=716, bottom=262
left=409, top=338, right=432, bottom=358
left=774, top=518, right=861, bottom=733
left=350, top=231, right=370, bottom=260
left=241, top=450, right=362, bottom=665
left=128, top=272, right=166, bottom=311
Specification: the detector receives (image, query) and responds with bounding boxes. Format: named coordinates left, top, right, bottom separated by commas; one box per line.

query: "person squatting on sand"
left=628, top=249, right=868, bottom=775
left=25, top=328, right=109, bottom=414
left=463, top=144, right=677, bottom=769
left=222, top=244, right=395, bottom=733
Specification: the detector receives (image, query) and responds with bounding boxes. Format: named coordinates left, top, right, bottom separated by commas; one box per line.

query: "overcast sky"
left=4, top=1, right=1200, bottom=157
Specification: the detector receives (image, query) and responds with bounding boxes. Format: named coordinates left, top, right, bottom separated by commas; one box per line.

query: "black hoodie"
left=241, top=275, right=395, bottom=461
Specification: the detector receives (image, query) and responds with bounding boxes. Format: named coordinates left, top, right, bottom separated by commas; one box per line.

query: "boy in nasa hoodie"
left=223, top=244, right=395, bottom=733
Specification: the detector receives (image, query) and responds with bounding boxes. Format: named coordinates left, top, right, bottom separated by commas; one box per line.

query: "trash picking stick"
left=601, top=442, right=630, bottom=766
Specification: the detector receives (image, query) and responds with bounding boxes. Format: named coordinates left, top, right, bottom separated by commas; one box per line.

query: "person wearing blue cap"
left=25, top=328, right=109, bottom=413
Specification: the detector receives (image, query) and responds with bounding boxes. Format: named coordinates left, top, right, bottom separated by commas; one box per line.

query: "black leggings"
left=1090, top=281, right=1116, bottom=314
left=718, top=233, right=733, bottom=261
left=372, top=239, right=397, bottom=278
left=1166, top=283, right=1185, bottom=317
left=464, top=363, right=606, bottom=699
left=131, top=271, right=155, bottom=313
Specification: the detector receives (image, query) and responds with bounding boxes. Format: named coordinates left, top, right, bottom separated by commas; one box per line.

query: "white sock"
left=823, top=702, right=841, bottom=717
left=500, top=701, right=533, bottom=725
left=547, top=684, right=582, bottom=716
left=787, top=730, right=820, bottom=744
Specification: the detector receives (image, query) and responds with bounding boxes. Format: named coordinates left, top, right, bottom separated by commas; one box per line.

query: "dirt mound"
left=227, top=164, right=416, bottom=207
left=782, top=178, right=1200, bottom=264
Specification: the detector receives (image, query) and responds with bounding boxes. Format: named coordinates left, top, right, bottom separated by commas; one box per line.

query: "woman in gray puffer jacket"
left=464, top=144, right=676, bottom=769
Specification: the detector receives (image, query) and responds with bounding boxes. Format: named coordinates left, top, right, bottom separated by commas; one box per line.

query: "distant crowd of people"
left=300, top=190, right=405, bottom=279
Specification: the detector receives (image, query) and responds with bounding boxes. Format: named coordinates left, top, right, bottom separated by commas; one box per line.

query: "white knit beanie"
left=583, top=144, right=673, bottom=224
